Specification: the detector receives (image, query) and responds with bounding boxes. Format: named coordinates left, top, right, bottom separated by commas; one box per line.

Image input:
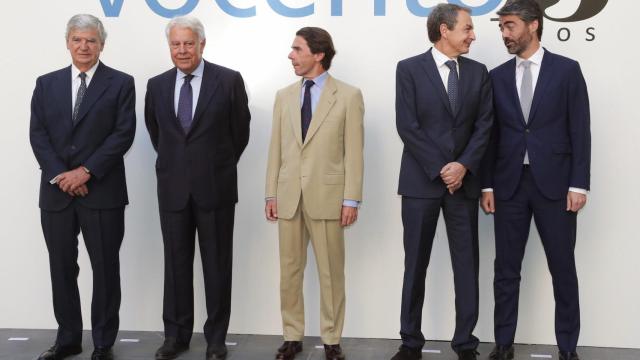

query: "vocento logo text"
left=99, top=0, right=608, bottom=20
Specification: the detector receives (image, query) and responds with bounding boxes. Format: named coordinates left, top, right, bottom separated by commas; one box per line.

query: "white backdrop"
left=1, top=0, right=638, bottom=349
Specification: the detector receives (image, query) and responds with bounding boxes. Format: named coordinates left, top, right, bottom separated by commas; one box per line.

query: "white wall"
left=1, top=0, right=638, bottom=349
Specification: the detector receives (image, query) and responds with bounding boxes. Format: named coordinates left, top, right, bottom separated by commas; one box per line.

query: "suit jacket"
left=396, top=49, right=493, bottom=199
left=265, top=75, right=364, bottom=220
left=145, top=60, right=250, bottom=211
left=30, top=62, right=136, bottom=211
left=481, top=49, right=591, bottom=201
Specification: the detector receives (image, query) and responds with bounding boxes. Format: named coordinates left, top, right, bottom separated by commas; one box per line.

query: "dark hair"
left=427, top=3, right=471, bottom=43
left=497, top=0, right=544, bottom=40
left=296, top=27, right=336, bottom=71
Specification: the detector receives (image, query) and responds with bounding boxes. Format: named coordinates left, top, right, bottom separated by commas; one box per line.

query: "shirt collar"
left=71, top=61, right=100, bottom=81
left=303, top=71, right=329, bottom=90
left=431, top=46, right=458, bottom=68
left=177, top=59, right=205, bottom=80
left=516, top=45, right=544, bottom=67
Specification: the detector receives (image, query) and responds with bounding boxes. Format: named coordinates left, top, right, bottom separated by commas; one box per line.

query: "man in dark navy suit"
left=145, top=16, right=250, bottom=360
left=481, top=1, right=591, bottom=360
left=29, top=14, right=135, bottom=360
left=392, top=4, right=493, bottom=360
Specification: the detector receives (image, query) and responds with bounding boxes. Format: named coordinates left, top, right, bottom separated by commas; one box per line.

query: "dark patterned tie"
left=177, top=74, right=194, bottom=133
left=301, top=80, right=314, bottom=142
left=72, top=72, right=87, bottom=125
left=445, top=60, right=458, bottom=113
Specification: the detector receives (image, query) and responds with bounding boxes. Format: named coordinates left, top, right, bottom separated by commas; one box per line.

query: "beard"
left=503, top=33, right=532, bottom=56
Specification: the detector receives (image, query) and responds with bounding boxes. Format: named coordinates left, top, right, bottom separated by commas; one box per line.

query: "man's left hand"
left=566, top=191, right=587, bottom=212
left=57, top=167, right=91, bottom=193
left=341, top=206, right=358, bottom=227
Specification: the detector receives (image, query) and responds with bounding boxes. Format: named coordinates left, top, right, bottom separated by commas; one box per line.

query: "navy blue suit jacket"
left=396, top=49, right=493, bottom=199
left=482, top=49, right=591, bottom=201
left=30, top=62, right=136, bottom=211
left=145, top=60, right=250, bottom=212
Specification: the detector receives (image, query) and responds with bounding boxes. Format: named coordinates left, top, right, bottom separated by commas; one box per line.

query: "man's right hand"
left=265, top=199, right=278, bottom=221
left=481, top=191, right=495, bottom=214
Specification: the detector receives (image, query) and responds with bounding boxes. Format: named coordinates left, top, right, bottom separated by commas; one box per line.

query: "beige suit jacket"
left=265, top=75, right=364, bottom=220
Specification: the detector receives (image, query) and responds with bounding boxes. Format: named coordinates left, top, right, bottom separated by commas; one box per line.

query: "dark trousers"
left=400, top=193, right=480, bottom=352
left=40, top=202, right=124, bottom=348
left=159, top=197, right=235, bottom=346
left=493, top=167, right=580, bottom=352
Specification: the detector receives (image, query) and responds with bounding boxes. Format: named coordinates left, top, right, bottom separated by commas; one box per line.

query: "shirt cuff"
left=265, top=197, right=275, bottom=202
left=481, top=188, right=493, bottom=192
left=343, top=199, right=359, bottom=208
left=569, top=187, right=588, bottom=195
left=50, top=175, right=61, bottom=184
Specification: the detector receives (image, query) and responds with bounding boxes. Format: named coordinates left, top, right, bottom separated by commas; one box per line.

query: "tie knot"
left=445, top=60, right=457, bottom=71
left=521, top=60, right=531, bottom=69
left=304, top=80, right=315, bottom=89
left=79, top=72, right=87, bottom=80
left=183, top=74, right=194, bottom=83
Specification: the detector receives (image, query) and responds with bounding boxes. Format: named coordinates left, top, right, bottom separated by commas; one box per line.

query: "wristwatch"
left=81, top=166, right=91, bottom=175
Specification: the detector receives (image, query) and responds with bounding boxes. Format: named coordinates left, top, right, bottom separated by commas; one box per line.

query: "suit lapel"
left=420, top=49, right=454, bottom=116
left=455, top=57, right=470, bottom=119
left=505, top=58, right=527, bottom=126
left=74, top=62, right=111, bottom=127
left=527, top=49, right=555, bottom=125
left=288, top=81, right=304, bottom=147
left=161, top=68, right=182, bottom=133
left=303, top=76, right=337, bottom=146
left=190, top=61, right=221, bottom=136
left=55, top=66, right=73, bottom=129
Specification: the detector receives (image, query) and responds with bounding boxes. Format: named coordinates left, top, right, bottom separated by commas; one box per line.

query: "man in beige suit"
left=265, top=27, right=364, bottom=360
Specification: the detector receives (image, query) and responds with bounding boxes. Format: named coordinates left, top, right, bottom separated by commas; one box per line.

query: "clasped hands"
left=56, top=166, right=91, bottom=197
left=440, top=161, right=466, bottom=194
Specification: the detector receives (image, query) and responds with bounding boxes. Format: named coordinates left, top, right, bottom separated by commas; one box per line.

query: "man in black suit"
left=29, top=14, right=136, bottom=360
left=392, top=4, right=493, bottom=360
left=481, top=1, right=590, bottom=360
left=145, top=16, right=250, bottom=360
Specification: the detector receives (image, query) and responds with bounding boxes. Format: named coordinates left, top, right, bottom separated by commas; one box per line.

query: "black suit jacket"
left=30, top=62, right=136, bottom=211
left=396, top=49, right=493, bottom=199
left=145, top=60, right=250, bottom=211
left=481, top=49, right=591, bottom=200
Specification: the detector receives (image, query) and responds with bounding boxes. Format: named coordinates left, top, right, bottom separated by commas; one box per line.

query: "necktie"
left=301, top=80, right=314, bottom=142
left=445, top=60, right=458, bottom=113
left=520, top=60, right=533, bottom=123
left=72, top=72, right=87, bottom=125
left=177, top=74, right=194, bottom=133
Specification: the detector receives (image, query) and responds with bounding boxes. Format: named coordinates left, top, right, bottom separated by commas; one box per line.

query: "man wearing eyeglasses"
left=144, top=15, right=250, bottom=360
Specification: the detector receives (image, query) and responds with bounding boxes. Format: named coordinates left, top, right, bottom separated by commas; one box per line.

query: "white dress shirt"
left=174, top=59, right=205, bottom=118
left=71, top=61, right=99, bottom=112
left=431, top=46, right=459, bottom=91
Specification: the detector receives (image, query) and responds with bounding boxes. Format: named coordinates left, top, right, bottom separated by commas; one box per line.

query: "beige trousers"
left=278, top=197, right=345, bottom=345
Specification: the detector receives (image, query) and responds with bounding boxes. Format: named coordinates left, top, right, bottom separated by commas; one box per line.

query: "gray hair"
left=165, top=16, right=206, bottom=42
left=427, top=3, right=471, bottom=43
left=497, top=0, right=544, bottom=40
left=65, top=14, right=107, bottom=44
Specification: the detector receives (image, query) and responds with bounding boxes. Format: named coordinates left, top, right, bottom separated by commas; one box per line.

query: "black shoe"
left=155, top=337, right=189, bottom=360
left=559, top=351, right=580, bottom=360
left=324, top=344, right=345, bottom=360
left=92, top=347, right=113, bottom=360
left=390, top=345, right=422, bottom=360
left=276, top=341, right=302, bottom=360
left=37, top=344, right=83, bottom=360
left=457, top=349, right=479, bottom=360
left=206, top=344, right=228, bottom=360
left=488, top=345, right=514, bottom=360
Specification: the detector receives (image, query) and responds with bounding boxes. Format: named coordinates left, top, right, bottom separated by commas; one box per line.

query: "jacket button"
left=525, top=128, right=530, bottom=133
left=71, top=145, right=76, bottom=151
